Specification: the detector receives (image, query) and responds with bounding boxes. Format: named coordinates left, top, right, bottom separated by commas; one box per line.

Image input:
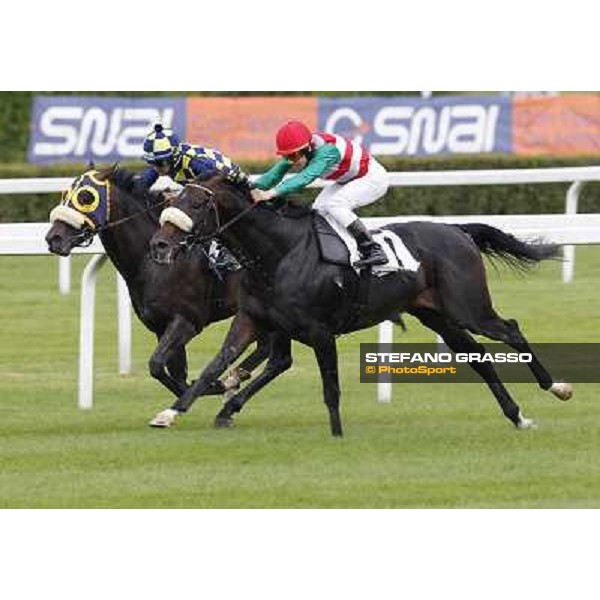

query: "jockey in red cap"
left=252, top=121, right=389, bottom=268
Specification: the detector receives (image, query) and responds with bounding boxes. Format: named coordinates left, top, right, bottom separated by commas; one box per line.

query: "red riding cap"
left=276, top=121, right=313, bottom=155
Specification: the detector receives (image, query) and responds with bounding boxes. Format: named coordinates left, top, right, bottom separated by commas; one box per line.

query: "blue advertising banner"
left=317, top=95, right=513, bottom=157
left=28, top=96, right=187, bottom=164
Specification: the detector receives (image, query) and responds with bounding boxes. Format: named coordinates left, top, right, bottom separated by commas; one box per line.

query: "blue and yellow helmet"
left=143, top=124, right=181, bottom=165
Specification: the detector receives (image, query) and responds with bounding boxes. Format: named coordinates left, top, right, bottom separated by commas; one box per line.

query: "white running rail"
left=2, top=166, right=599, bottom=286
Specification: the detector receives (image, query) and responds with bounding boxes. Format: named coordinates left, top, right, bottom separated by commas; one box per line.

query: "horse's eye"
left=77, top=190, right=96, bottom=206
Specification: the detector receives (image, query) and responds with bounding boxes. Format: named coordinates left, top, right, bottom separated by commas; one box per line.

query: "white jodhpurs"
left=312, top=159, right=389, bottom=228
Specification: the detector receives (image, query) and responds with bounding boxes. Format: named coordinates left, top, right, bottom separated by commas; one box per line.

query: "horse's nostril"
left=151, top=238, right=173, bottom=264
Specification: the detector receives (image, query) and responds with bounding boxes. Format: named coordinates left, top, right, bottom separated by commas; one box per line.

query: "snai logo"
left=28, top=96, right=186, bottom=164
left=319, top=96, right=512, bottom=156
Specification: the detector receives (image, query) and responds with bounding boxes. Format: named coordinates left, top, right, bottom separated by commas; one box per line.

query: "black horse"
left=45, top=165, right=269, bottom=404
left=149, top=176, right=573, bottom=437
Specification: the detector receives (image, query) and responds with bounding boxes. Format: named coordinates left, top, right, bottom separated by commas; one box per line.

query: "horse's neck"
left=224, top=204, right=309, bottom=273
left=99, top=191, right=156, bottom=281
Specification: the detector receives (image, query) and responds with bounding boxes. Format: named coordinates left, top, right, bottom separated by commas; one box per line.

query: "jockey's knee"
left=326, top=204, right=358, bottom=229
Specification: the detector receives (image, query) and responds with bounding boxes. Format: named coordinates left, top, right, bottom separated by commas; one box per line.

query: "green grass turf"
left=0, top=246, right=599, bottom=508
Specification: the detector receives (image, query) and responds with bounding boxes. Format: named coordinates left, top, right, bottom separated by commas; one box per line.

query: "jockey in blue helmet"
left=136, top=124, right=246, bottom=273
left=136, top=123, right=248, bottom=192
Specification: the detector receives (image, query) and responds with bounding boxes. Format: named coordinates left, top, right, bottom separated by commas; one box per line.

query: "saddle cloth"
left=314, top=214, right=420, bottom=274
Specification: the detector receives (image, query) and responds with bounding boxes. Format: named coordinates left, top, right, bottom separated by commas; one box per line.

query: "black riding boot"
left=347, top=219, right=388, bottom=268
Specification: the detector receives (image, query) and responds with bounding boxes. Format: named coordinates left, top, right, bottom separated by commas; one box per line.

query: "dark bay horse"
left=45, top=166, right=269, bottom=403
left=149, top=176, right=573, bottom=437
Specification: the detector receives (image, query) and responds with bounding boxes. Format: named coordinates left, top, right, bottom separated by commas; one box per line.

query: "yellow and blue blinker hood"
left=51, top=170, right=112, bottom=230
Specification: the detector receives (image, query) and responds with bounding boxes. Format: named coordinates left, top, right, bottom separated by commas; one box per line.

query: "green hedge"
left=1, top=154, right=599, bottom=223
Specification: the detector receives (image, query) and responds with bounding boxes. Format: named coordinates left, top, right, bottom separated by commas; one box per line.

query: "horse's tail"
left=457, top=223, right=560, bottom=271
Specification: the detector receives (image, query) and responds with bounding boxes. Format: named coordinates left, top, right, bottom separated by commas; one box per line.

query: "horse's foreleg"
left=215, top=332, right=292, bottom=427
left=311, top=332, right=343, bottom=437
left=232, top=332, right=272, bottom=380
left=150, top=312, right=260, bottom=428
left=411, top=308, right=532, bottom=429
left=165, top=346, right=188, bottom=389
left=218, top=332, right=272, bottom=400
left=149, top=315, right=198, bottom=398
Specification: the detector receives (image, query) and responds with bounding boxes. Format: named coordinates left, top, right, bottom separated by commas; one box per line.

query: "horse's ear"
left=96, top=162, right=119, bottom=182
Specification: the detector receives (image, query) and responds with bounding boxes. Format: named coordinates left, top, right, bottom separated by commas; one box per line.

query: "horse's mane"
left=108, top=166, right=162, bottom=226
left=206, top=174, right=314, bottom=220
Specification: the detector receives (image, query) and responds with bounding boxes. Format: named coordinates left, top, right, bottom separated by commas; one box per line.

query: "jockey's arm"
left=273, top=144, right=341, bottom=197
left=254, top=159, right=291, bottom=190
left=132, top=167, right=160, bottom=195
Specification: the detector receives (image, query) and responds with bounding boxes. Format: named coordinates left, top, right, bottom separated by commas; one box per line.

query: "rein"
left=206, top=202, right=259, bottom=240
left=96, top=194, right=172, bottom=234
left=183, top=183, right=260, bottom=246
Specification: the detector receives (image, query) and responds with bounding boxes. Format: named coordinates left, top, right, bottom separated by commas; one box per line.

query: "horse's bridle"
left=180, top=183, right=259, bottom=250
left=176, top=183, right=276, bottom=289
left=65, top=186, right=173, bottom=247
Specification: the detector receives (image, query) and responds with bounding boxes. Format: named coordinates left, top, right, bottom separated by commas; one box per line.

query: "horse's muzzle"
left=46, top=233, right=72, bottom=257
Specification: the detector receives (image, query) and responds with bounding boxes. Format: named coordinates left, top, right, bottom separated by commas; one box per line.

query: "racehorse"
left=149, top=175, right=573, bottom=437
left=45, top=165, right=269, bottom=402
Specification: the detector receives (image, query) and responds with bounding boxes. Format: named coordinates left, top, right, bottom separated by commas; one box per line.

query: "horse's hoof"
left=516, top=412, right=538, bottom=430
left=550, top=381, right=573, bottom=402
left=149, top=409, right=178, bottom=428
left=214, top=415, right=234, bottom=429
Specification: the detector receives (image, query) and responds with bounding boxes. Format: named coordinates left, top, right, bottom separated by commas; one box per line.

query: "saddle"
left=275, top=204, right=419, bottom=274
left=313, top=214, right=351, bottom=266
left=313, top=214, right=420, bottom=274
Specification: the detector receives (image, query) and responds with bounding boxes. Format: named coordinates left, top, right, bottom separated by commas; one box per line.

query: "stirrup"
left=354, top=249, right=388, bottom=268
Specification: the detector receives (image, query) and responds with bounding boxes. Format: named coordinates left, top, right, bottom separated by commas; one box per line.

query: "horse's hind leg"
left=428, top=244, right=572, bottom=403
left=215, top=331, right=293, bottom=428
left=411, top=308, right=535, bottom=429
left=473, top=314, right=573, bottom=402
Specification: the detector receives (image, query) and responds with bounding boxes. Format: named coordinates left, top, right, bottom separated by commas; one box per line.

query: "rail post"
left=377, top=320, right=394, bottom=403
left=117, top=274, right=132, bottom=375
left=563, top=181, right=584, bottom=283
left=78, top=255, right=108, bottom=410
left=58, top=256, right=71, bottom=295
